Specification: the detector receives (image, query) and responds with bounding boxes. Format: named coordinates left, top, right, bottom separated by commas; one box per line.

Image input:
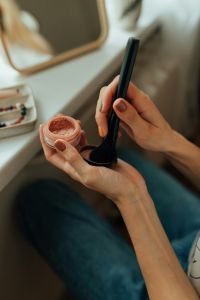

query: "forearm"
left=117, top=192, right=198, bottom=300
left=165, top=130, right=200, bottom=189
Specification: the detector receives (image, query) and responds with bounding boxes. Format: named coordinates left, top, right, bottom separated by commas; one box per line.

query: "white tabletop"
left=0, top=20, right=158, bottom=191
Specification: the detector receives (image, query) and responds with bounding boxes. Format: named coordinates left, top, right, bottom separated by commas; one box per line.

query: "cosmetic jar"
left=43, top=115, right=82, bottom=149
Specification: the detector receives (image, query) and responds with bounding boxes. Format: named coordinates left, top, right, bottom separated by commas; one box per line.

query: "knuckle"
left=142, top=93, right=151, bottom=103
left=114, top=74, right=120, bottom=82
left=147, top=122, right=153, bottom=131
left=67, top=150, right=77, bottom=163
left=83, top=174, right=94, bottom=186
left=126, top=108, right=136, bottom=122
left=82, top=167, right=96, bottom=186
left=100, top=86, right=107, bottom=95
left=109, top=75, right=119, bottom=89
left=141, top=92, right=149, bottom=100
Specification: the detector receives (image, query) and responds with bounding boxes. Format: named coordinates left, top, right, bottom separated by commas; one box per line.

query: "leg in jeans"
left=17, top=150, right=200, bottom=299
left=17, top=180, right=147, bottom=300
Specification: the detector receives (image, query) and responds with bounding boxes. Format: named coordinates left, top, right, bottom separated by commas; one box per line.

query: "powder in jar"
left=43, top=115, right=82, bottom=149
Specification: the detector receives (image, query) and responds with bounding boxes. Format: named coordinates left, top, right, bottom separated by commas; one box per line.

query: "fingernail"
left=54, top=141, right=66, bottom=152
left=98, top=126, right=107, bottom=137
left=116, top=101, right=127, bottom=112
left=98, top=126, right=103, bottom=137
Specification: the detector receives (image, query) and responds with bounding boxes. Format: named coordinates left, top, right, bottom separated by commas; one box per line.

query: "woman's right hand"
left=95, top=76, right=175, bottom=153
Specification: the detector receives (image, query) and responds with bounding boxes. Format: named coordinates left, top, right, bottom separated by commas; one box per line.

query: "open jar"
left=43, top=115, right=82, bottom=149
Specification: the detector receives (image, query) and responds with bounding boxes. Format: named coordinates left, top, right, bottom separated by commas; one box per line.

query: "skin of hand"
left=39, top=124, right=148, bottom=204
left=95, top=76, right=200, bottom=188
left=39, top=124, right=199, bottom=300
left=95, top=76, right=174, bottom=152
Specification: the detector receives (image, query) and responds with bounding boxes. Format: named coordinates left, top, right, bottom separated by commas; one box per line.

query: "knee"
left=97, top=264, right=146, bottom=299
left=16, top=179, right=62, bottom=217
left=15, top=179, right=76, bottom=238
left=15, top=180, right=51, bottom=236
left=16, top=179, right=76, bottom=211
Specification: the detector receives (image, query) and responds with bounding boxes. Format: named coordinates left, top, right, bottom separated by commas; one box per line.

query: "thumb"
left=113, top=98, right=145, bottom=129
left=54, top=139, right=91, bottom=178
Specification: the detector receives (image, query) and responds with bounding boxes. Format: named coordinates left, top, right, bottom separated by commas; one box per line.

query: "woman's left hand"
left=39, top=124, right=147, bottom=204
left=40, top=125, right=199, bottom=300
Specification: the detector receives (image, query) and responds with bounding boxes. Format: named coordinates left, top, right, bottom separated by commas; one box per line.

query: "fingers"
left=127, top=84, right=163, bottom=126
left=39, top=126, right=88, bottom=182
left=95, top=76, right=119, bottom=137
left=95, top=76, right=145, bottom=137
left=119, top=121, right=133, bottom=139
left=39, top=124, right=54, bottom=158
left=113, top=98, right=147, bottom=131
left=54, top=139, right=92, bottom=180
left=95, top=86, right=107, bottom=137
left=96, top=77, right=163, bottom=137
left=62, top=162, right=81, bottom=181
left=40, top=125, right=76, bottom=177
left=101, top=75, right=119, bottom=113
left=39, top=124, right=69, bottom=170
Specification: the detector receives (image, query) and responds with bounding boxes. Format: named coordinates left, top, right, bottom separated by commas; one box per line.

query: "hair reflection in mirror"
left=0, top=0, right=53, bottom=55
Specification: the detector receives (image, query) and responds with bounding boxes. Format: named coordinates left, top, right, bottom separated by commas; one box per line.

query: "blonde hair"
left=0, top=0, right=53, bottom=54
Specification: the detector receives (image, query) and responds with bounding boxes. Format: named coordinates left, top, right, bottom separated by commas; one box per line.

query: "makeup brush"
left=88, top=37, right=140, bottom=166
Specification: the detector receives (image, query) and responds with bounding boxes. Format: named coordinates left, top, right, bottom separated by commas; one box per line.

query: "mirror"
left=0, top=0, right=108, bottom=74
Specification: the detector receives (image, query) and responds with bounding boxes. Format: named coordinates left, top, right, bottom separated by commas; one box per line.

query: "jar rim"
left=45, top=115, right=81, bottom=142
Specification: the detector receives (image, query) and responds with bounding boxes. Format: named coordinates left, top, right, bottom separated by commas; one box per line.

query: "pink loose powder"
left=52, top=127, right=75, bottom=135
left=49, top=118, right=76, bottom=135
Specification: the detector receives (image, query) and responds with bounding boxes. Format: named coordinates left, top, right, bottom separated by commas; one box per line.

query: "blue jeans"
left=17, top=150, right=200, bottom=300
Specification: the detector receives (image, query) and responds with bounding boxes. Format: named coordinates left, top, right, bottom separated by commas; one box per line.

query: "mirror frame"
left=0, top=0, right=108, bottom=74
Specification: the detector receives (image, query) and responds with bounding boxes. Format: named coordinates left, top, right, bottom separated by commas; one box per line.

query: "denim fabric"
left=16, top=150, right=200, bottom=300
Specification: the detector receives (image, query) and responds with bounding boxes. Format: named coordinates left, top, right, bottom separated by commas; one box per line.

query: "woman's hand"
left=95, top=76, right=174, bottom=152
left=39, top=127, right=199, bottom=300
left=39, top=125, right=147, bottom=204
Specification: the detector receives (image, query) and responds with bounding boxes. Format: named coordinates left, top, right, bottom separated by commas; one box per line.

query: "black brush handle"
left=105, top=38, right=140, bottom=148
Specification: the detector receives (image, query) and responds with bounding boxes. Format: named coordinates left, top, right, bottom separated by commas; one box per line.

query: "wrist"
left=116, top=185, right=153, bottom=212
left=116, top=190, right=157, bottom=234
left=164, top=130, right=186, bottom=156
left=159, top=128, right=182, bottom=154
